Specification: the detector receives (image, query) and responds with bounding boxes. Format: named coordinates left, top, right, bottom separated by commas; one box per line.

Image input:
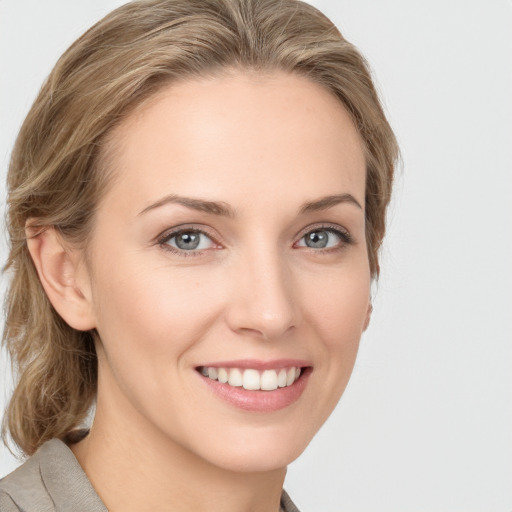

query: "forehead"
left=101, top=71, right=366, bottom=213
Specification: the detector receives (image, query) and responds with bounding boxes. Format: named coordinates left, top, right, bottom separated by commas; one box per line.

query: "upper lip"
left=196, top=359, right=311, bottom=371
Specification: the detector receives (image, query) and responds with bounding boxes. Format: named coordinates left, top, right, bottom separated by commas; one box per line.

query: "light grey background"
left=1, top=1, right=511, bottom=511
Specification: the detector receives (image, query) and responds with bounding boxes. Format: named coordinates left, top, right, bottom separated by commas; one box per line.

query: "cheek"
left=89, top=256, right=227, bottom=430
left=91, top=256, right=224, bottom=363
left=302, top=263, right=371, bottom=345
left=299, top=261, right=370, bottom=408
left=90, top=247, right=234, bottom=384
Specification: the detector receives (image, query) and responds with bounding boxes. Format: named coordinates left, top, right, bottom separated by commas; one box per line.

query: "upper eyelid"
left=157, top=224, right=220, bottom=244
left=295, top=222, right=351, bottom=240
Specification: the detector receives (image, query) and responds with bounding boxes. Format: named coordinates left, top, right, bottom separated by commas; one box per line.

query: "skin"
left=29, top=71, right=370, bottom=512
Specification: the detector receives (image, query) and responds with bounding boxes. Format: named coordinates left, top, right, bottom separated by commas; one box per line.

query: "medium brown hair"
left=2, top=0, right=399, bottom=456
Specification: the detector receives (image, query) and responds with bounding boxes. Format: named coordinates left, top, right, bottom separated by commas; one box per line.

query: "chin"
left=184, top=420, right=317, bottom=474
left=209, top=442, right=307, bottom=474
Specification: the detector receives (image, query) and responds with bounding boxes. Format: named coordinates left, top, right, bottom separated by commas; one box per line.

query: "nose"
left=225, top=245, right=298, bottom=341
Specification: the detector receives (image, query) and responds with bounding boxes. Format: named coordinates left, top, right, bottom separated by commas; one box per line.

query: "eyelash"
left=296, top=224, right=354, bottom=252
left=157, top=223, right=354, bottom=257
left=157, top=226, right=219, bottom=258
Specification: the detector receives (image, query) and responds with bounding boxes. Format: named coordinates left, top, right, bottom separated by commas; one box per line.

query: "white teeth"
left=242, top=369, right=260, bottom=390
left=277, top=369, right=287, bottom=388
left=228, top=368, right=243, bottom=387
left=200, top=366, right=303, bottom=391
left=218, top=368, right=228, bottom=383
left=260, top=370, right=278, bottom=391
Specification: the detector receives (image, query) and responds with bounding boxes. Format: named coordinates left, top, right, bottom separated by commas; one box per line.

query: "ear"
left=363, top=302, right=373, bottom=332
left=25, top=223, right=96, bottom=331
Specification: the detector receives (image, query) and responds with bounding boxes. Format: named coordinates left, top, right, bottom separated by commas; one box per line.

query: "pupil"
left=176, top=232, right=200, bottom=250
left=306, top=231, right=328, bottom=248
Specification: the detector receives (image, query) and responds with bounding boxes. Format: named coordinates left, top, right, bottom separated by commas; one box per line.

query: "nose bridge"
left=227, top=235, right=297, bottom=340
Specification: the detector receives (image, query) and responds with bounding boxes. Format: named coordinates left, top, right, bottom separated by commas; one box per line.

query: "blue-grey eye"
left=167, top=231, right=214, bottom=251
left=297, top=229, right=342, bottom=249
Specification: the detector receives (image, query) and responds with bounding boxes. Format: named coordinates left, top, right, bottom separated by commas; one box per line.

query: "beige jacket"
left=0, top=439, right=300, bottom=512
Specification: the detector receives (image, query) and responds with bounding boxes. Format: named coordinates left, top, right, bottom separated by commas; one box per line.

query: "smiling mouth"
left=196, top=366, right=304, bottom=391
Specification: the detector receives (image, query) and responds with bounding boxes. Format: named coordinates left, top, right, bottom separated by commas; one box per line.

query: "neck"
left=71, top=389, right=286, bottom=512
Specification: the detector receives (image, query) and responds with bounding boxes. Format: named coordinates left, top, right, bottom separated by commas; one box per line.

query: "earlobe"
left=363, top=302, right=373, bottom=331
left=25, top=223, right=96, bottom=331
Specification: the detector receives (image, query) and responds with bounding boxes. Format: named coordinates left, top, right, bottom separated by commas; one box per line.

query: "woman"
left=0, top=0, right=398, bottom=510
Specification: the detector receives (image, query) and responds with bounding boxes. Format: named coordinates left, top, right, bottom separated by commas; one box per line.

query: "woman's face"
left=81, top=71, right=370, bottom=472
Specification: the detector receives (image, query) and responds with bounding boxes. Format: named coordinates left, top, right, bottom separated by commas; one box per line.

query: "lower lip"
left=198, top=368, right=312, bottom=412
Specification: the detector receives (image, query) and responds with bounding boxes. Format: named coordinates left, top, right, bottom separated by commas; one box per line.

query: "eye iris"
left=175, top=232, right=200, bottom=250
left=306, top=231, right=328, bottom=248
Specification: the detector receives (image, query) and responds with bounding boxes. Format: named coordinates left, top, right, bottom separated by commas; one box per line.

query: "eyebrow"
left=138, top=194, right=235, bottom=217
left=299, top=193, right=363, bottom=214
left=138, top=192, right=362, bottom=218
